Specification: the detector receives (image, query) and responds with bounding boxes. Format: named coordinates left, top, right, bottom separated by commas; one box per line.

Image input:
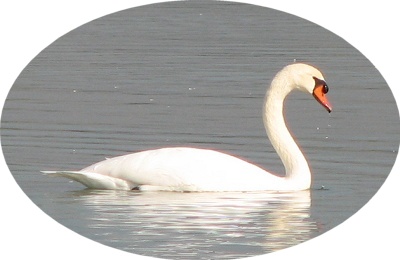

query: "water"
left=1, top=1, right=399, bottom=259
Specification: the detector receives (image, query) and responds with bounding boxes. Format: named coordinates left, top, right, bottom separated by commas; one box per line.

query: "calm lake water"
left=1, top=1, right=399, bottom=259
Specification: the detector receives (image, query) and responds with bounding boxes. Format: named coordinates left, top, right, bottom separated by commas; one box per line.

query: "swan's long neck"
left=263, top=71, right=311, bottom=187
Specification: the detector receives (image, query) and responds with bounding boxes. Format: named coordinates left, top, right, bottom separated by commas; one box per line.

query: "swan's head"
left=285, top=63, right=332, bottom=113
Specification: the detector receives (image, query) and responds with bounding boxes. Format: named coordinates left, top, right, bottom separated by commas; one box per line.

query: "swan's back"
left=80, top=147, right=282, bottom=191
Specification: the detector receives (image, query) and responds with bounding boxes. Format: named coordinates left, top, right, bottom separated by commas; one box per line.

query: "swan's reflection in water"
left=70, top=190, right=316, bottom=259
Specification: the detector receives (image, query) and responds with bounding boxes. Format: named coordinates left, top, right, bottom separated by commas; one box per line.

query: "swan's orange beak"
left=313, top=84, right=332, bottom=113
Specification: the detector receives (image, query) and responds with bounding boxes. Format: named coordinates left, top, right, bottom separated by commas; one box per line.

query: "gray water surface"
left=1, top=1, right=399, bottom=260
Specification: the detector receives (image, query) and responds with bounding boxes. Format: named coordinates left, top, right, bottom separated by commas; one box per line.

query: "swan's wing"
left=81, top=147, right=276, bottom=191
left=41, top=171, right=135, bottom=190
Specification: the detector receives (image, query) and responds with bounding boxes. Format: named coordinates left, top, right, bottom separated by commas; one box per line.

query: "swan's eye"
left=322, top=85, right=329, bottom=94
left=313, top=77, right=328, bottom=94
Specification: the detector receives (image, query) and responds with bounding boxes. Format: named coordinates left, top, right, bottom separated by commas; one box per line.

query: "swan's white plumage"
left=43, top=63, right=331, bottom=192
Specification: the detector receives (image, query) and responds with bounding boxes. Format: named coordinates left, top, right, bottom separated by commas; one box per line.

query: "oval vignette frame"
left=1, top=1, right=399, bottom=260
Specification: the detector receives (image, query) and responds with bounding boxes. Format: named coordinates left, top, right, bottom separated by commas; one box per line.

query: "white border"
left=1, top=1, right=399, bottom=259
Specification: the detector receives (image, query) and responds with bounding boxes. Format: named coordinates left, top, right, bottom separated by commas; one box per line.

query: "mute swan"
left=43, top=63, right=332, bottom=192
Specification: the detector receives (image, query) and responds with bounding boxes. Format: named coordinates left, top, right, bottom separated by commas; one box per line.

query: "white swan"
left=43, top=63, right=332, bottom=192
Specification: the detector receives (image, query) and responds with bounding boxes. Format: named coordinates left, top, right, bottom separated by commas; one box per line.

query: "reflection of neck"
left=263, top=71, right=311, bottom=188
left=266, top=190, right=312, bottom=251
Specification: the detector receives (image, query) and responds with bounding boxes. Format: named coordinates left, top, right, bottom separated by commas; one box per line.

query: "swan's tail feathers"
left=41, top=171, right=134, bottom=190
